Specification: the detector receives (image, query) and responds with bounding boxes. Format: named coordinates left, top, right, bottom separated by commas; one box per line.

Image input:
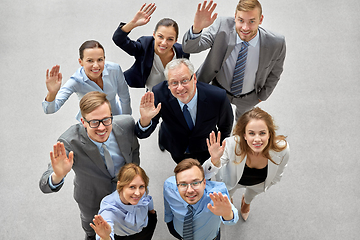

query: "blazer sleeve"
left=203, top=137, right=233, bottom=180
left=39, top=163, right=64, bottom=193
left=270, top=143, right=290, bottom=187
left=112, top=22, right=144, bottom=57
left=39, top=135, right=73, bottom=193
left=217, top=91, right=234, bottom=140
left=131, top=128, right=140, bottom=165
left=258, top=35, right=286, bottom=101
left=182, top=18, right=222, bottom=53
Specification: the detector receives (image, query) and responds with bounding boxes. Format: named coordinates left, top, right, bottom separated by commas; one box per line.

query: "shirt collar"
left=236, top=29, right=260, bottom=47
left=88, top=130, right=113, bottom=148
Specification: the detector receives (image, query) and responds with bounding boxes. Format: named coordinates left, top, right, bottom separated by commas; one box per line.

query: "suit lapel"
left=112, top=121, right=127, bottom=163
left=79, top=126, right=112, bottom=177
left=256, top=27, right=269, bottom=81
left=222, top=27, right=237, bottom=67
left=168, top=94, right=190, bottom=130
left=193, top=86, right=207, bottom=131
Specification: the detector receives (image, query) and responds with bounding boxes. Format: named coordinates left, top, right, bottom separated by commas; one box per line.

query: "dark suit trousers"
left=170, top=151, right=210, bottom=165
left=78, top=203, right=99, bottom=237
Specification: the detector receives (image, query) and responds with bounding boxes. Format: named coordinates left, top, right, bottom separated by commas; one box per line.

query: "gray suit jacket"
left=182, top=17, right=286, bottom=101
left=39, top=115, right=140, bottom=209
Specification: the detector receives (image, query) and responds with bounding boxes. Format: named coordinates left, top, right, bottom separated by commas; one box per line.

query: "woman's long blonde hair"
left=233, top=107, right=287, bottom=164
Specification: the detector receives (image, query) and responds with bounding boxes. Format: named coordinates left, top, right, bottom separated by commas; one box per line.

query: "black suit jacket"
left=135, top=81, right=233, bottom=162
left=112, top=22, right=190, bottom=88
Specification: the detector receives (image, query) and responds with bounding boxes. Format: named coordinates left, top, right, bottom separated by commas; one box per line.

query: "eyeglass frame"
left=168, top=74, right=193, bottom=88
left=176, top=178, right=205, bottom=191
left=83, top=115, right=113, bottom=128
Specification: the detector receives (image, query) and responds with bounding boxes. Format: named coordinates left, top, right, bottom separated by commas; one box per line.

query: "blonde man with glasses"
left=39, top=91, right=139, bottom=240
left=163, top=158, right=239, bottom=239
left=135, top=58, right=233, bottom=164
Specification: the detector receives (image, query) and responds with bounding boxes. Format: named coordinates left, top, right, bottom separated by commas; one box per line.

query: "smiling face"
left=167, top=63, right=197, bottom=104
left=235, top=8, right=263, bottom=42
left=176, top=166, right=206, bottom=205
left=119, top=175, right=146, bottom=205
left=81, top=102, right=112, bottom=143
left=244, top=119, right=270, bottom=154
left=78, top=48, right=105, bottom=82
left=153, top=26, right=177, bottom=56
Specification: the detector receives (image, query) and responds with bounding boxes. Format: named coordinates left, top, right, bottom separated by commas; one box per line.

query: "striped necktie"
left=230, top=41, right=249, bottom=96
left=183, top=205, right=194, bottom=240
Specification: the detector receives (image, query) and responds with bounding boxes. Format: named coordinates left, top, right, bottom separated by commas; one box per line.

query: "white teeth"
left=92, top=70, right=100, bottom=73
left=97, top=132, right=106, bottom=136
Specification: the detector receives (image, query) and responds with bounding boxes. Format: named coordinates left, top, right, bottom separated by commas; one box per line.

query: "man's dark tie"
left=183, top=104, right=194, bottom=130
left=102, top=143, right=115, bottom=177
left=230, top=41, right=249, bottom=96
left=183, top=205, right=194, bottom=240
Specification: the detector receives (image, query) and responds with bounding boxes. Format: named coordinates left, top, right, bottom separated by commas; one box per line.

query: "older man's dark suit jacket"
left=112, top=22, right=190, bottom=88
left=135, top=81, right=233, bottom=163
left=39, top=115, right=140, bottom=209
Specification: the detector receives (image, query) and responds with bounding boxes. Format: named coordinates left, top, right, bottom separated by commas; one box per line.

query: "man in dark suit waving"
left=39, top=91, right=139, bottom=240
left=135, top=58, right=233, bottom=164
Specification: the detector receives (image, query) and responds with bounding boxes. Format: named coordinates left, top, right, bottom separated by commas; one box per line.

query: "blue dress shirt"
left=97, top=190, right=154, bottom=239
left=89, top=132, right=125, bottom=177
left=42, top=61, right=132, bottom=121
left=163, top=176, right=239, bottom=240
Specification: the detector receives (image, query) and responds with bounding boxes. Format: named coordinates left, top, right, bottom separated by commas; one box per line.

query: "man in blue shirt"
left=163, top=158, right=239, bottom=239
left=39, top=91, right=139, bottom=240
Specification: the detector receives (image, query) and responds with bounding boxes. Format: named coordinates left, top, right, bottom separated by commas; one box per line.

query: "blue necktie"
left=183, top=104, right=194, bottom=130
left=230, top=41, right=249, bottom=96
left=183, top=205, right=194, bottom=240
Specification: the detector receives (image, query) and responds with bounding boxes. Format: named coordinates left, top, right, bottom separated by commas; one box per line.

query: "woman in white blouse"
left=203, top=107, right=289, bottom=221
left=90, top=163, right=156, bottom=240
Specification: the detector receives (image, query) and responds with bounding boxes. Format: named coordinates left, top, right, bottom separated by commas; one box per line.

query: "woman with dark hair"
left=90, top=163, right=157, bottom=240
left=112, top=3, right=189, bottom=91
left=203, top=107, right=290, bottom=221
left=42, top=40, right=131, bottom=121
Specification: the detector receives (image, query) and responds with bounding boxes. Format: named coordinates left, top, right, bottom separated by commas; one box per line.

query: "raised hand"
left=122, top=3, right=157, bottom=32
left=207, top=192, right=234, bottom=221
left=206, top=131, right=225, bottom=167
left=193, top=0, right=218, bottom=33
left=90, top=215, right=112, bottom=240
left=50, top=142, right=73, bottom=185
left=45, top=65, right=62, bottom=102
left=139, top=92, right=161, bottom=127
